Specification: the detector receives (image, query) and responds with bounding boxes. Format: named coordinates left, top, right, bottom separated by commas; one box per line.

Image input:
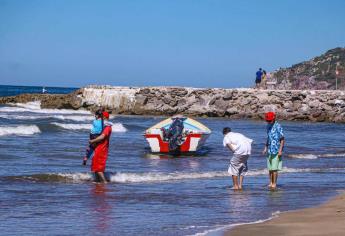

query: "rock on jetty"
left=1, top=85, right=345, bottom=122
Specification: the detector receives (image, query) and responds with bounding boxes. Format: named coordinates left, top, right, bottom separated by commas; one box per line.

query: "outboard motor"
left=166, top=118, right=184, bottom=151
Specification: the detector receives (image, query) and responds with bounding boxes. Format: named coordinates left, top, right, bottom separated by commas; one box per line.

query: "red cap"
left=102, top=111, right=109, bottom=119
left=265, top=112, right=276, bottom=122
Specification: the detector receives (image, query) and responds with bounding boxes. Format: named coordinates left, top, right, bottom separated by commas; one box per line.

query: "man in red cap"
left=89, top=111, right=112, bottom=183
left=263, top=111, right=285, bottom=189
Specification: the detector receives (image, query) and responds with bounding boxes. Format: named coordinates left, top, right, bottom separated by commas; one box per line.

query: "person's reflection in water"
left=268, top=187, right=283, bottom=204
left=226, top=190, right=253, bottom=221
left=90, top=183, right=112, bottom=234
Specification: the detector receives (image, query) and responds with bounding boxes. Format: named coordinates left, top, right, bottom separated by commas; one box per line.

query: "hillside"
left=271, top=47, right=345, bottom=90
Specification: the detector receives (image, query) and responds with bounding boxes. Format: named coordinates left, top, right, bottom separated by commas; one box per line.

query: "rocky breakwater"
left=0, top=90, right=83, bottom=109
left=79, top=86, right=345, bottom=122
left=1, top=86, right=345, bottom=122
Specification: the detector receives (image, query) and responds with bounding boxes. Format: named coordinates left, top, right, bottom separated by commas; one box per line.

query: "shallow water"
left=0, top=101, right=345, bottom=235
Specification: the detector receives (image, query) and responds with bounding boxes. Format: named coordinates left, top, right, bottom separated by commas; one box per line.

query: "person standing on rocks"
left=255, top=68, right=263, bottom=88
left=262, top=112, right=285, bottom=190
left=223, top=127, right=253, bottom=190
left=261, top=70, right=267, bottom=88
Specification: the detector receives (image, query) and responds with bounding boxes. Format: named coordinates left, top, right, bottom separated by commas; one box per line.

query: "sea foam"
left=288, top=153, right=345, bottom=159
left=1, top=101, right=90, bottom=114
left=12, top=167, right=345, bottom=184
left=109, top=167, right=343, bottom=183
left=0, top=125, right=41, bottom=136
left=0, top=114, right=94, bottom=121
left=51, top=122, right=91, bottom=130
left=51, top=122, right=127, bottom=132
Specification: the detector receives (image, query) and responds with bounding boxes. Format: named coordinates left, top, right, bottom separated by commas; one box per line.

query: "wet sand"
left=225, top=192, right=345, bottom=236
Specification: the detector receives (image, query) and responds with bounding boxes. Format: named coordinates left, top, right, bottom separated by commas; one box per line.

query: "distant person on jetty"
left=83, top=109, right=104, bottom=165
left=262, top=112, right=285, bottom=189
left=261, top=70, right=267, bottom=88
left=223, top=127, right=253, bottom=190
left=89, top=111, right=113, bottom=183
left=255, top=68, right=263, bottom=88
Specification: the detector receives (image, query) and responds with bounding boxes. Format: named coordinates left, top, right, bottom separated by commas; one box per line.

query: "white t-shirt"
left=223, top=132, right=253, bottom=155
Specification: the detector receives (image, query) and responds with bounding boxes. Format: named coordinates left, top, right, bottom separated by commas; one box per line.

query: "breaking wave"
left=0, top=101, right=90, bottom=114
left=8, top=167, right=345, bottom=184
left=51, top=122, right=91, bottom=130
left=110, top=171, right=228, bottom=183
left=51, top=122, right=127, bottom=132
left=111, top=123, right=127, bottom=132
left=0, top=125, right=41, bottom=136
left=6, top=173, right=93, bottom=183
left=288, top=153, right=345, bottom=159
left=54, top=115, right=94, bottom=121
left=0, top=114, right=94, bottom=121
left=14, top=101, right=41, bottom=109
left=110, top=167, right=345, bottom=183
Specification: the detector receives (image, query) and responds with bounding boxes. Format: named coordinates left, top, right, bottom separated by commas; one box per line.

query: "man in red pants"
left=89, top=111, right=112, bottom=183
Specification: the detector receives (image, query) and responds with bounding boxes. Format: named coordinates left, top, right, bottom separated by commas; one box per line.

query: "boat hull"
left=145, top=133, right=210, bottom=153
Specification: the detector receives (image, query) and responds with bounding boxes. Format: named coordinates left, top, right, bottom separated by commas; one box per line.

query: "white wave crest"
left=14, top=101, right=41, bottom=109
left=54, top=115, right=94, bottom=121
left=0, top=125, right=41, bottom=136
left=110, top=171, right=228, bottom=183
left=58, top=172, right=93, bottom=182
left=0, top=114, right=94, bottom=121
left=288, top=154, right=318, bottom=159
left=288, top=153, right=345, bottom=159
left=52, top=122, right=91, bottom=130
left=1, top=101, right=90, bottom=114
left=319, top=153, right=345, bottom=158
left=52, top=167, right=345, bottom=184
left=110, top=167, right=345, bottom=183
left=0, top=114, right=45, bottom=120
left=111, top=123, right=127, bottom=132
left=51, top=122, right=127, bottom=132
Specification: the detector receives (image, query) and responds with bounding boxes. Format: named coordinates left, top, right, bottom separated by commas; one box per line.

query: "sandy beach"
left=225, top=192, right=345, bottom=236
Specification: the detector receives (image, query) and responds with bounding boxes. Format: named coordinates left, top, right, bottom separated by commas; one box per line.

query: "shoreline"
left=224, top=191, right=345, bottom=236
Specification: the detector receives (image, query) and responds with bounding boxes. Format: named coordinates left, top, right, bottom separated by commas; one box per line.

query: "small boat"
left=144, top=116, right=211, bottom=153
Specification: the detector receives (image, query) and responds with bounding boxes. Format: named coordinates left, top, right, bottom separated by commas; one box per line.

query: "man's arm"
left=90, top=126, right=112, bottom=145
left=278, top=125, right=285, bottom=157
left=278, top=137, right=285, bottom=157
left=89, top=134, right=106, bottom=145
left=262, top=138, right=268, bottom=154
left=227, top=143, right=236, bottom=153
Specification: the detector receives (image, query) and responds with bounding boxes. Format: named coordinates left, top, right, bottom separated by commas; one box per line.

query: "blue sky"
left=1, top=0, right=345, bottom=88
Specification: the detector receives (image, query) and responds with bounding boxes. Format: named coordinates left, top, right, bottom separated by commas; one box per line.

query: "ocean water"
left=0, top=89, right=345, bottom=235
left=0, top=84, right=78, bottom=97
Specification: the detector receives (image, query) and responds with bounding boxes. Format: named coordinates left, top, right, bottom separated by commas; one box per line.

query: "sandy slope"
left=225, top=192, right=345, bottom=236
